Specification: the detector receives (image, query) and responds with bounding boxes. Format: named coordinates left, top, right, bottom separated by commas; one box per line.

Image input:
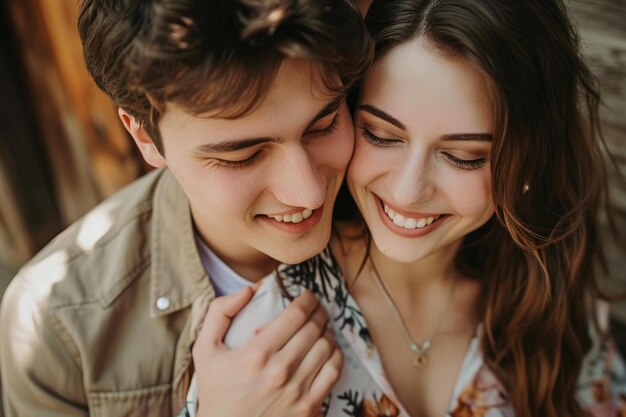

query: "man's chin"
left=271, top=239, right=329, bottom=265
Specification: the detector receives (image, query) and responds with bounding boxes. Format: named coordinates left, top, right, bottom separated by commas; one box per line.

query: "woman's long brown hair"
left=348, top=1, right=615, bottom=415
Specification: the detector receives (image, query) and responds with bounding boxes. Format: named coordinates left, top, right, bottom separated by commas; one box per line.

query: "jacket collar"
left=150, top=169, right=215, bottom=317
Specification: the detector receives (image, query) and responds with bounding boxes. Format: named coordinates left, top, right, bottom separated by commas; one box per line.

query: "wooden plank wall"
left=1, top=0, right=144, bottom=263
left=0, top=0, right=146, bottom=267
left=569, top=0, right=626, bottom=320
left=0, top=154, right=31, bottom=265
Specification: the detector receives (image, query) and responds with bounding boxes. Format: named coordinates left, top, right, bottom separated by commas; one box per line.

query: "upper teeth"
left=267, top=208, right=313, bottom=224
left=383, top=203, right=439, bottom=230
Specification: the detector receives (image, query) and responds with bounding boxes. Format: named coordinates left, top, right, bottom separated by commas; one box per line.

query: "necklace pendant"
left=414, top=352, right=428, bottom=369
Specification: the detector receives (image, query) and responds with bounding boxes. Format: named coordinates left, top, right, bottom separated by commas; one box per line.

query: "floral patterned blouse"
left=180, top=248, right=626, bottom=417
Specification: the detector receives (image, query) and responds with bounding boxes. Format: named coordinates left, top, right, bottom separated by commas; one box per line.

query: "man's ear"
left=118, top=108, right=167, bottom=168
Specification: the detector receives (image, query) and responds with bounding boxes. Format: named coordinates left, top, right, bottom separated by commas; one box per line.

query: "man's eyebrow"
left=194, top=137, right=285, bottom=154
left=441, top=133, right=492, bottom=142
left=193, top=96, right=345, bottom=154
left=304, top=95, right=346, bottom=131
left=358, top=104, right=406, bottom=130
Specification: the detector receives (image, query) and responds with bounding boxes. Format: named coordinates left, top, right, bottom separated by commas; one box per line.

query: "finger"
left=273, top=307, right=329, bottom=372
left=196, top=287, right=255, bottom=349
left=291, top=328, right=335, bottom=388
left=249, top=290, right=319, bottom=351
left=308, top=347, right=343, bottom=404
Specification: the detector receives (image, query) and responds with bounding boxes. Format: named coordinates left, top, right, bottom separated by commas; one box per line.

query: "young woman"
left=327, top=0, right=626, bottom=415
left=186, top=1, right=625, bottom=416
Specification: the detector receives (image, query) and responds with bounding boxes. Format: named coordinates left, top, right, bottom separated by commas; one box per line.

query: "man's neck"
left=218, top=254, right=279, bottom=282
left=198, top=236, right=278, bottom=282
left=191, top=209, right=279, bottom=282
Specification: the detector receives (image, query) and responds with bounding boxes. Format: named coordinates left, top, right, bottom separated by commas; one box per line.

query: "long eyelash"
left=309, top=114, right=340, bottom=136
left=443, top=153, right=488, bottom=170
left=216, top=152, right=261, bottom=169
left=360, top=127, right=398, bottom=147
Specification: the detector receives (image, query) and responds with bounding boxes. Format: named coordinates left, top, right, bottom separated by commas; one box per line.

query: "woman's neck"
left=367, top=239, right=462, bottom=305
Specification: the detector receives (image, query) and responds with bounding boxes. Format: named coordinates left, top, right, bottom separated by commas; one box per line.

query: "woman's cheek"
left=443, top=168, right=493, bottom=215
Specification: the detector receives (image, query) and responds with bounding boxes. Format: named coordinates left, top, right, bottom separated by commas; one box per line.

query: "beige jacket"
left=1, top=169, right=215, bottom=417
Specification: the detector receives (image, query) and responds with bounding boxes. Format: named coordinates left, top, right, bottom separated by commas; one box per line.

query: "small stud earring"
left=523, top=183, right=530, bottom=193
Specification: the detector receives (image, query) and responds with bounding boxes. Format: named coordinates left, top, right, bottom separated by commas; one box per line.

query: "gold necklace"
left=369, top=255, right=456, bottom=369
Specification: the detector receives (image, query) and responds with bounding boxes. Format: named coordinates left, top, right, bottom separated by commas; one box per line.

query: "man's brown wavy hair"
left=78, top=0, right=373, bottom=154
left=358, top=0, right=614, bottom=415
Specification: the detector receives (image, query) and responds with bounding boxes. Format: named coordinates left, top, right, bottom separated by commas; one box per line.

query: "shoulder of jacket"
left=11, top=170, right=169, bottom=312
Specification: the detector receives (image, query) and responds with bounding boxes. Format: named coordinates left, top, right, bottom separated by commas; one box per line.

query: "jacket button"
left=156, top=296, right=171, bottom=311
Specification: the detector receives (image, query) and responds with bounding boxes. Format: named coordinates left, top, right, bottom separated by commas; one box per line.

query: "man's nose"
left=270, top=146, right=326, bottom=209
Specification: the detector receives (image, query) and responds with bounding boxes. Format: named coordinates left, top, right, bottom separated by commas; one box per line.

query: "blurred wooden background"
left=0, top=0, right=146, bottom=274
left=0, top=0, right=624, bottom=311
left=568, top=0, right=626, bottom=325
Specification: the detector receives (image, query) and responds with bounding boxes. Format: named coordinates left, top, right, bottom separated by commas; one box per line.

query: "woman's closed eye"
left=442, top=152, right=488, bottom=170
left=360, top=127, right=401, bottom=147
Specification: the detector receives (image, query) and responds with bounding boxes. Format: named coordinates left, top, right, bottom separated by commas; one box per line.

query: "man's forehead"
left=258, top=58, right=344, bottom=108
left=160, top=83, right=345, bottom=148
left=169, top=58, right=343, bottom=120
left=190, top=58, right=344, bottom=114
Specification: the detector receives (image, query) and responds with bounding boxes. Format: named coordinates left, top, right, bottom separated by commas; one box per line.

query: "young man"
left=0, top=1, right=372, bottom=416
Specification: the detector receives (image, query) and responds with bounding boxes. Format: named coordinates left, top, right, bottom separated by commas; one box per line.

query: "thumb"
left=196, top=286, right=255, bottom=349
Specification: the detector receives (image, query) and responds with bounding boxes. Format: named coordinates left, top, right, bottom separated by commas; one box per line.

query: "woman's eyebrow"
left=359, top=104, right=492, bottom=142
left=441, top=133, right=492, bottom=142
left=358, top=104, right=406, bottom=130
